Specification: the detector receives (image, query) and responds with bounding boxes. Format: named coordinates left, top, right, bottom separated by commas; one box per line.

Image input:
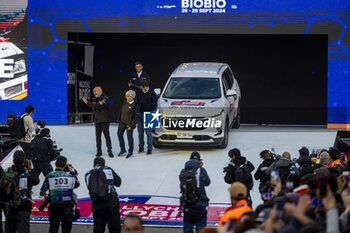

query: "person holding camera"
left=31, top=128, right=56, bottom=197
left=42, top=156, right=79, bottom=233
left=179, top=152, right=210, bottom=233
left=3, top=150, right=39, bottom=233
left=223, top=149, right=255, bottom=206
left=254, top=150, right=275, bottom=194
left=18, top=105, right=37, bottom=159
left=83, top=86, right=113, bottom=158
left=85, top=157, right=122, bottom=233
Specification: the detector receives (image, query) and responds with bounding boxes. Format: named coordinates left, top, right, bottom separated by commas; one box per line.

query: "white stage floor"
left=30, top=124, right=337, bottom=209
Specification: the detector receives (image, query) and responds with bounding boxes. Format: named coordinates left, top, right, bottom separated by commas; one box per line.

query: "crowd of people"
left=190, top=147, right=350, bottom=233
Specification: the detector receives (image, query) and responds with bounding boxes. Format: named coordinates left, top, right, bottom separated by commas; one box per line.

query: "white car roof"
left=171, top=62, right=227, bottom=78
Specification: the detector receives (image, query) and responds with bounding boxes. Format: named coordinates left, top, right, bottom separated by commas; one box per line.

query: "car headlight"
left=209, top=110, right=223, bottom=118
left=12, top=59, right=26, bottom=74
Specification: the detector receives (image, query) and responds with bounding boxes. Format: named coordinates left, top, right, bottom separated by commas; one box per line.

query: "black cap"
left=299, top=147, right=309, bottom=157
left=40, top=128, right=50, bottom=137
left=190, top=151, right=201, bottom=160
left=94, top=157, right=105, bottom=166
left=229, top=148, right=241, bottom=158
left=13, top=150, right=25, bottom=164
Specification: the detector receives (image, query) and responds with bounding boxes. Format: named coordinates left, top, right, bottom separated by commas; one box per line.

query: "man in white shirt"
left=18, top=105, right=37, bottom=159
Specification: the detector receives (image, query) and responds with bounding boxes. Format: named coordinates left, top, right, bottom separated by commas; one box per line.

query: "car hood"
left=158, top=97, right=225, bottom=117
left=0, top=38, right=24, bottom=59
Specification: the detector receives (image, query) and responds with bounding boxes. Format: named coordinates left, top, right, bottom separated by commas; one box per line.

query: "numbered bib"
left=48, top=173, right=75, bottom=203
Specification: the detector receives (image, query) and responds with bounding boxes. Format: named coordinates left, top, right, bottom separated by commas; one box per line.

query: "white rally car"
left=153, top=62, right=241, bottom=148
left=0, top=37, right=27, bottom=100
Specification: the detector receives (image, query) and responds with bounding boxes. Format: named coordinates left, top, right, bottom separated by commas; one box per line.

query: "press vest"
left=48, top=170, right=75, bottom=203
left=218, top=199, right=252, bottom=227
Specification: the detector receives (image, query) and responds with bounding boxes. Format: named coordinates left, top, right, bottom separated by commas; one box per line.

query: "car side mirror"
left=154, top=88, right=161, bottom=95
left=226, top=89, right=237, bottom=100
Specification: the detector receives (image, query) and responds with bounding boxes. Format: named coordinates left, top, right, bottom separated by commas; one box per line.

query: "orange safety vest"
left=218, top=199, right=252, bottom=227
left=327, top=159, right=344, bottom=168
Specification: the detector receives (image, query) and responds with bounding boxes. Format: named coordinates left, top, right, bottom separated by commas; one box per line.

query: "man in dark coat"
left=4, top=151, right=39, bottom=233
left=117, top=90, right=139, bottom=158
left=223, top=148, right=254, bottom=206
left=295, top=147, right=316, bottom=176
left=128, top=61, right=151, bottom=92
left=180, top=152, right=210, bottom=233
left=267, top=152, right=299, bottom=185
left=83, top=86, right=113, bottom=157
left=136, top=80, right=157, bottom=155
left=31, top=128, right=56, bottom=197
left=254, top=150, right=275, bottom=194
left=85, top=157, right=122, bottom=233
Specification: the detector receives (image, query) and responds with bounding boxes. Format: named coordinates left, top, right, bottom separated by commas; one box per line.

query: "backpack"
left=88, top=168, right=110, bottom=200
left=235, top=162, right=253, bottom=191
left=0, top=168, right=22, bottom=208
left=276, top=166, right=291, bottom=184
left=179, top=168, right=201, bottom=206
left=299, top=162, right=315, bottom=176
left=8, top=115, right=28, bottom=139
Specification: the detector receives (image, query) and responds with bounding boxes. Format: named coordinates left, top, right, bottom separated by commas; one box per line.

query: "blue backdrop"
left=0, top=0, right=349, bottom=124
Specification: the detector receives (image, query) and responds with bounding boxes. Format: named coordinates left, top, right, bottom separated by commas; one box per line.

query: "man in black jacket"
left=4, top=151, right=39, bottom=233
left=223, top=148, right=254, bottom=206
left=128, top=61, right=151, bottom=92
left=295, top=147, right=316, bottom=177
left=137, top=81, right=157, bottom=155
left=254, top=150, right=275, bottom=194
left=117, top=90, right=139, bottom=158
left=31, top=128, right=56, bottom=197
left=83, top=86, right=113, bottom=158
left=85, top=157, right=122, bottom=233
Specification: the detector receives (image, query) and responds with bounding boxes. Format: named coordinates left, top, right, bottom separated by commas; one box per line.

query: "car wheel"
left=218, top=120, right=228, bottom=149
left=232, top=102, right=241, bottom=129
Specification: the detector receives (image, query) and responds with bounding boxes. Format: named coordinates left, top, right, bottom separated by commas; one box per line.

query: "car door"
left=222, top=69, right=235, bottom=125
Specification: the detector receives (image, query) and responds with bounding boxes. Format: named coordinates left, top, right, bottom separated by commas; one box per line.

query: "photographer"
left=3, top=151, right=39, bottom=233
left=31, top=128, right=56, bottom=197
left=18, top=105, right=37, bottom=159
left=180, top=152, right=211, bottom=233
left=43, top=156, right=79, bottom=233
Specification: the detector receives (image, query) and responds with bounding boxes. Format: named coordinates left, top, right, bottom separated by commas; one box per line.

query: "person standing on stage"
left=136, top=80, right=157, bottom=155
left=83, top=86, right=114, bottom=158
left=117, top=90, right=139, bottom=158
left=128, top=61, right=151, bottom=92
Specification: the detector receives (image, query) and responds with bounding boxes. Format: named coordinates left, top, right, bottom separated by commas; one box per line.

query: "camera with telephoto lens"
left=34, top=120, right=46, bottom=135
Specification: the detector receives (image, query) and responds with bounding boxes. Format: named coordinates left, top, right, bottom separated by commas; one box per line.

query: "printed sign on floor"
left=30, top=195, right=230, bottom=227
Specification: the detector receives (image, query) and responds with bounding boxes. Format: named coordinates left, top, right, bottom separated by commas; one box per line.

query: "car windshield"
left=163, top=77, right=221, bottom=99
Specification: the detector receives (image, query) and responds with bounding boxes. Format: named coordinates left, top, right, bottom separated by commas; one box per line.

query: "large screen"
left=0, top=0, right=27, bottom=101
left=0, top=0, right=348, bottom=125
